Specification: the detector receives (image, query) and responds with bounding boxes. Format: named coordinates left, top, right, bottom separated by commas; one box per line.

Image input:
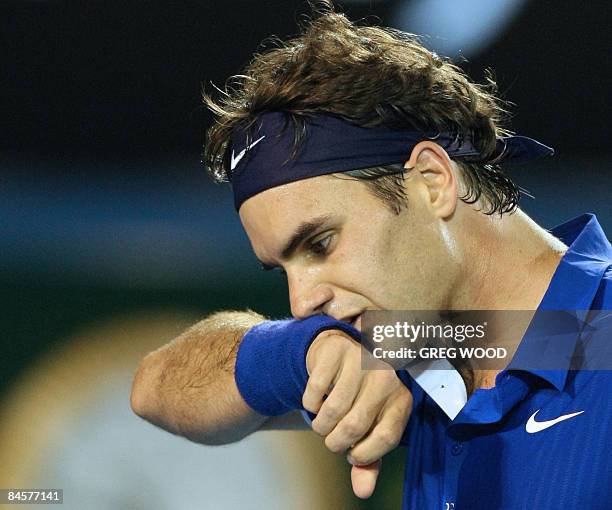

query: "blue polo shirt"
left=399, top=214, right=612, bottom=510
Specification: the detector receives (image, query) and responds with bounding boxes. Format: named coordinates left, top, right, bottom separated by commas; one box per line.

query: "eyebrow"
left=258, top=214, right=333, bottom=270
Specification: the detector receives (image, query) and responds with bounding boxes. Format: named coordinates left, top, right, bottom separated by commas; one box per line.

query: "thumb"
left=350, top=459, right=382, bottom=499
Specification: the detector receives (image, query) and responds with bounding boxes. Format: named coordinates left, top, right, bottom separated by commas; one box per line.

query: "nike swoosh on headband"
left=231, top=135, right=266, bottom=171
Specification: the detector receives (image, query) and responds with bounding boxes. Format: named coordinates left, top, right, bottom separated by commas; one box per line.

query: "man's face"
left=239, top=173, right=459, bottom=329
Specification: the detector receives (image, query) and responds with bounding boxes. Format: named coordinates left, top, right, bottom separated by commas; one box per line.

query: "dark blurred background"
left=1, top=1, right=610, bottom=509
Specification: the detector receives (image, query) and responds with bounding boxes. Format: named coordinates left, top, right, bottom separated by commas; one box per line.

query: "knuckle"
left=398, top=383, right=412, bottom=398
left=398, top=387, right=414, bottom=408
left=376, top=426, right=400, bottom=449
left=381, top=370, right=401, bottom=388
left=308, top=377, right=328, bottom=395
left=342, top=413, right=366, bottom=437
left=349, top=450, right=370, bottom=466
left=311, top=419, right=326, bottom=436
left=323, top=399, right=347, bottom=420
left=301, top=395, right=317, bottom=413
left=368, top=371, right=394, bottom=393
left=324, top=435, right=344, bottom=453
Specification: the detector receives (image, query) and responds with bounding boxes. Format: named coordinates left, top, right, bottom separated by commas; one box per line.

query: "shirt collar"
left=510, top=213, right=612, bottom=390
left=408, top=213, right=612, bottom=419
left=406, top=358, right=468, bottom=420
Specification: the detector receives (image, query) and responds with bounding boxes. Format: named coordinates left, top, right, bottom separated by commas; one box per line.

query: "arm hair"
left=131, top=310, right=276, bottom=444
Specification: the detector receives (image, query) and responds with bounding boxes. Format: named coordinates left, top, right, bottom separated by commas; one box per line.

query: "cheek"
left=357, top=223, right=433, bottom=305
left=330, top=231, right=402, bottom=304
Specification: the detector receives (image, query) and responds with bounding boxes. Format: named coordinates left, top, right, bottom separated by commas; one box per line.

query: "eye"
left=309, top=233, right=334, bottom=256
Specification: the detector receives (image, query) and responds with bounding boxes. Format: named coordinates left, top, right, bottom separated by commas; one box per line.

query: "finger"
left=323, top=374, right=392, bottom=453
left=351, top=459, right=381, bottom=499
left=311, top=352, right=363, bottom=436
left=347, top=388, right=412, bottom=466
left=302, top=351, right=341, bottom=414
left=324, top=371, right=401, bottom=453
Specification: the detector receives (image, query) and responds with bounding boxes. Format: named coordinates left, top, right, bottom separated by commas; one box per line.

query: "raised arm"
left=131, top=310, right=413, bottom=498
left=130, top=310, right=273, bottom=445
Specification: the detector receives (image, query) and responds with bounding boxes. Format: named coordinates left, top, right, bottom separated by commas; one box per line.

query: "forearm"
left=130, top=310, right=268, bottom=445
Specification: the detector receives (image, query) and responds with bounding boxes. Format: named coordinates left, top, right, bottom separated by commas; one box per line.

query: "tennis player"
left=131, top=3, right=612, bottom=508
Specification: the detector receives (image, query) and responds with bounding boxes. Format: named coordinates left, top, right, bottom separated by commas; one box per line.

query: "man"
left=131, top=4, right=612, bottom=508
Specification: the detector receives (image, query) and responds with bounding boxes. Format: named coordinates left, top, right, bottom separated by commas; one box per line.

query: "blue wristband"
left=234, top=316, right=361, bottom=416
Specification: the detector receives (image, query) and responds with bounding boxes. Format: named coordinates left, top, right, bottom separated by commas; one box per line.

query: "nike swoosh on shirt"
left=230, top=135, right=266, bottom=170
left=525, top=409, right=584, bottom=434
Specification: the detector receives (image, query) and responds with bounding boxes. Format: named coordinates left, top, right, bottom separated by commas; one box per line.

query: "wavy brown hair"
left=204, top=1, right=520, bottom=214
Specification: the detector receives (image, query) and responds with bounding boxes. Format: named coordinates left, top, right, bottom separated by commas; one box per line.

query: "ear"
left=404, top=141, right=458, bottom=219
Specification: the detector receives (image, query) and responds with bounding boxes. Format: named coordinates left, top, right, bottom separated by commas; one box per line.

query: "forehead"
left=240, top=175, right=348, bottom=224
left=238, top=174, right=375, bottom=249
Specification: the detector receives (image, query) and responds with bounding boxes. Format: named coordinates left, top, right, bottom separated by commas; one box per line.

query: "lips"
left=338, top=309, right=369, bottom=331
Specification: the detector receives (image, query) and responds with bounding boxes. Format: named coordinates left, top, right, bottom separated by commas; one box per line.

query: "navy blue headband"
left=229, top=112, right=554, bottom=210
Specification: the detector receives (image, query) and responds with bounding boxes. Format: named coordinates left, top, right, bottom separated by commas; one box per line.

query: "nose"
left=288, top=269, right=334, bottom=320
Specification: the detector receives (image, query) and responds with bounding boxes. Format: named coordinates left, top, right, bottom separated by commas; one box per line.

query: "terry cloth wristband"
left=235, top=315, right=361, bottom=416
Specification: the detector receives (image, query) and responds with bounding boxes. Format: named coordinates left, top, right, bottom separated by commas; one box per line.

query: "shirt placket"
left=442, top=430, right=465, bottom=510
